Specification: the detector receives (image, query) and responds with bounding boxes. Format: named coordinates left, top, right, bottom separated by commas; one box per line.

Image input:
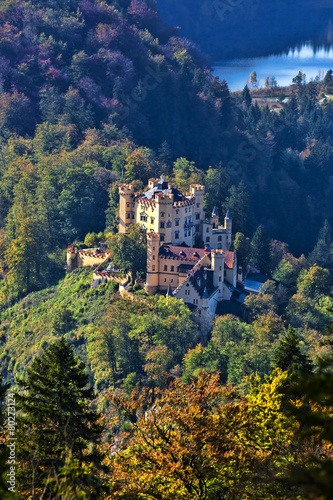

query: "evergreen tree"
left=16, top=338, right=104, bottom=499
left=271, top=327, right=312, bottom=376
left=223, top=181, right=252, bottom=236
left=309, top=220, right=333, bottom=272
left=242, top=84, right=252, bottom=108
left=285, top=316, right=333, bottom=498
left=233, top=232, right=251, bottom=273
left=250, top=225, right=271, bottom=274
left=105, top=183, right=120, bottom=234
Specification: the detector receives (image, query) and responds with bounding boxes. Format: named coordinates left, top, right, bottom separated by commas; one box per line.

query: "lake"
left=213, top=43, right=333, bottom=91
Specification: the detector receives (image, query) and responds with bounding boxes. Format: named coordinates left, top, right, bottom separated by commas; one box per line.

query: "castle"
left=67, top=177, right=241, bottom=333
left=119, top=177, right=238, bottom=331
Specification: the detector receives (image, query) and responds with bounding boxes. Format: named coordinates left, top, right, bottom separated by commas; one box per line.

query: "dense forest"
left=157, top=0, right=333, bottom=60
left=0, top=0, right=332, bottom=498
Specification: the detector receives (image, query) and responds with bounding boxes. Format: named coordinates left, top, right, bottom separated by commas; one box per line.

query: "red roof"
left=224, top=251, right=235, bottom=269
left=159, top=246, right=209, bottom=262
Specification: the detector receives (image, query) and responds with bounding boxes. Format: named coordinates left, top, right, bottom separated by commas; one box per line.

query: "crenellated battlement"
left=119, top=184, right=134, bottom=196
left=190, top=184, right=205, bottom=197
left=147, top=232, right=161, bottom=240
left=155, top=192, right=174, bottom=204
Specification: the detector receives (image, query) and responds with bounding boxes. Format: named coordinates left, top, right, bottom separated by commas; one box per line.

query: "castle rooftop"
left=159, top=246, right=209, bottom=262
left=139, top=176, right=188, bottom=203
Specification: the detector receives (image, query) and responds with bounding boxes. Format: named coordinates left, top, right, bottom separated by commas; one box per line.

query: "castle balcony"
left=184, top=221, right=194, bottom=229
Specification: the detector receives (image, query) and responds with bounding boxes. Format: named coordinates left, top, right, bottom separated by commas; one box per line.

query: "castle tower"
left=155, top=192, right=174, bottom=244
left=145, top=232, right=161, bottom=295
left=224, top=209, right=232, bottom=250
left=211, top=206, right=219, bottom=228
left=119, top=184, right=134, bottom=233
left=66, top=246, right=78, bottom=271
left=211, top=250, right=225, bottom=300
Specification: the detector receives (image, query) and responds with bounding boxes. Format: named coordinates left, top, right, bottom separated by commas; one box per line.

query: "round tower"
left=224, top=209, right=232, bottom=250
left=119, top=184, right=134, bottom=233
left=211, top=249, right=224, bottom=300
left=145, top=232, right=161, bottom=295
left=211, top=206, right=219, bottom=228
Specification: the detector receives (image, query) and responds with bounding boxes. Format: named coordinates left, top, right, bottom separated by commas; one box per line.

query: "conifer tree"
left=16, top=338, right=104, bottom=499
left=271, top=327, right=312, bottom=376
left=250, top=224, right=271, bottom=274
left=242, top=84, right=252, bottom=108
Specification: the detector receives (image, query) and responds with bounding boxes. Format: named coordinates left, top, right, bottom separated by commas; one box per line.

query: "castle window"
left=161, top=212, right=165, bottom=217
left=189, top=208, right=191, bottom=212
left=132, top=203, right=135, bottom=208
left=219, top=266, right=222, bottom=271
left=151, top=217, right=155, bottom=224
left=171, top=266, right=174, bottom=272
left=127, top=203, right=130, bottom=208
left=197, top=203, right=200, bottom=208
left=171, top=279, right=173, bottom=283
left=140, top=213, right=147, bottom=222
left=185, top=208, right=188, bottom=213
left=167, top=221, right=172, bottom=228
left=206, top=227, right=209, bottom=233
left=153, top=247, right=155, bottom=251
left=206, top=237, right=210, bottom=243
left=164, top=265, right=167, bottom=271
left=175, top=231, right=179, bottom=239
left=219, top=277, right=222, bottom=282
left=189, top=217, right=191, bottom=223
left=184, top=229, right=187, bottom=237
left=152, top=265, right=155, bottom=271
left=160, top=234, right=165, bottom=242
left=218, top=243, right=222, bottom=249
left=164, top=278, right=167, bottom=282
left=126, top=213, right=130, bottom=219
left=175, top=219, right=179, bottom=226
left=188, top=229, right=191, bottom=236
left=153, top=255, right=155, bottom=260
left=132, top=213, right=135, bottom=219
left=196, top=213, right=200, bottom=220
left=160, top=222, right=165, bottom=229
left=176, top=209, right=179, bottom=214
left=218, top=236, right=222, bottom=241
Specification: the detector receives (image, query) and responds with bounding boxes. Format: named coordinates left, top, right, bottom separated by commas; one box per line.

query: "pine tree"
left=242, top=84, right=252, bottom=108
left=16, top=338, right=104, bottom=499
left=271, top=327, right=312, bottom=376
left=285, top=316, right=333, bottom=498
left=250, top=224, right=271, bottom=274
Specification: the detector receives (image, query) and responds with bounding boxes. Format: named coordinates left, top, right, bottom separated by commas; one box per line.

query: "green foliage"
left=16, top=337, right=104, bottom=498
left=250, top=225, right=271, bottom=274
left=297, top=265, right=331, bottom=301
left=107, top=224, right=147, bottom=278
left=271, top=327, right=312, bottom=376
left=233, top=232, right=251, bottom=272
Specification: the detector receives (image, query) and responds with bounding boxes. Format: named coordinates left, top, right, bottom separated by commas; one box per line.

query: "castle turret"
left=211, top=206, right=219, bottom=228
left=224, top=209, right=232, bottom=250
left=119, top=184, right=134, bottom=233
left=211, top=249, right=224, bottom=300
left=145, top=232, right=161, bottom=295
left=67, top=246, right=78, bottom=271
left=155, top=192, right=174, bottom=244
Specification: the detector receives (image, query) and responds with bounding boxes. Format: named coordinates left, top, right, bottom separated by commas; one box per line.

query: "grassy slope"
left=0, top=268, right=118, bottom=388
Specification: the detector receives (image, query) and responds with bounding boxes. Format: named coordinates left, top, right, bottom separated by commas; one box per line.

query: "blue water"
left=213, top=43, right=333, bottom=91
